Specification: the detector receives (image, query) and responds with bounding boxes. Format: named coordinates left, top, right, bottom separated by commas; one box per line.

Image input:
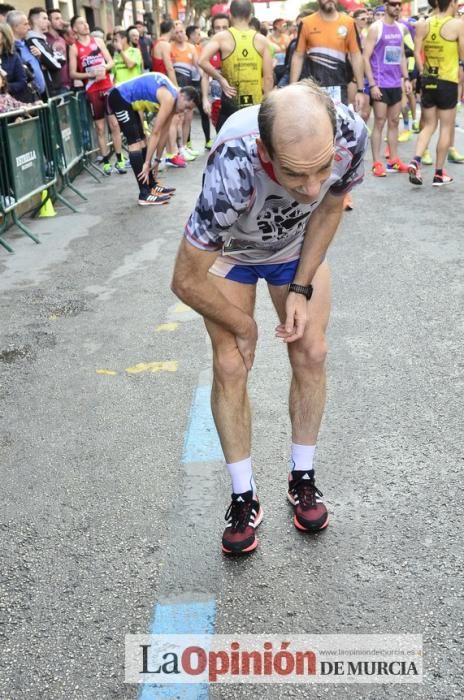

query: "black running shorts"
left=107, top=88, right=145, bottom=145
left=371, top=86, right=402, bottom=107
left=421, top=78, right=458, bottom=111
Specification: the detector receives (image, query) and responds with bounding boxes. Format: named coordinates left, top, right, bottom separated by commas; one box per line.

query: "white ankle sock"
left=291, top=443, right=316, bottom=472
left=227, top=457, right=256, bottom=495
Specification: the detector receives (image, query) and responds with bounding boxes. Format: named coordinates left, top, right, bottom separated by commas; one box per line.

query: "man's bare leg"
left=268, top=262, right=331, bottom=445
left=268, top=261, right=331, bottom=531
left=204, top=276, right=256, bottom=463
left=203, top=274, right=261, bottom=555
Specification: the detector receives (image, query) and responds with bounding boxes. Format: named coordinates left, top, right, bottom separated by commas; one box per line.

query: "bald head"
left=257, top=80, right=338, bottom=203
left=258, top=80, right=336, bottom=160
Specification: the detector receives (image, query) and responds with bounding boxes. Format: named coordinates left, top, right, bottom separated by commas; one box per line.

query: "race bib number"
left=384, top=45, right=401, bottom=65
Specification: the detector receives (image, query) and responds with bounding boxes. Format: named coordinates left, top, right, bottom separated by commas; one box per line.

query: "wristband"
left=369, top=84, right=377, bottom=90
left=288, top=283, right=313, bottom=301
left=402, top=76, right=410, bottom=80
left=357, top=89, right=364, bottom=93
left=154, top=157, right=162, bottom=163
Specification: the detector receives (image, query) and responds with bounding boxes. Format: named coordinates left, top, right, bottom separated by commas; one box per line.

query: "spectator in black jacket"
left=134, top=20, right=151, bottom=70
left=0, top=20, right=27, bottom=98
left=26, top=6, right=64, bottom=96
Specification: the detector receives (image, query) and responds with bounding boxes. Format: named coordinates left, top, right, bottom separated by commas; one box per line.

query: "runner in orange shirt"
left=290, top=0, right=365, bottom=210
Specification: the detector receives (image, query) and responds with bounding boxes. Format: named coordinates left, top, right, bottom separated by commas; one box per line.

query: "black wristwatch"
left=357, top=89, right=364, bottom=93
left=288, top=283, right=313, bottom=300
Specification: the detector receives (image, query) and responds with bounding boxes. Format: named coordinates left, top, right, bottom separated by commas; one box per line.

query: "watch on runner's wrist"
left=288, top=283, right=313, bottom=300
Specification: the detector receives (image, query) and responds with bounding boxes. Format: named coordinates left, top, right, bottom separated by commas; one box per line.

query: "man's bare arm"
left=68, top=44, right=88, bottom=81
left=255, top=34, right=273, bottom=94
left=161, top=43, right=178, bottom=85
left=278, top=191, right=344, bottom=343
left=296, top=191, right=344, bottom=283
left=414, top=22, right=426, bottom=74
left=290, top=52, right=304, bottom=83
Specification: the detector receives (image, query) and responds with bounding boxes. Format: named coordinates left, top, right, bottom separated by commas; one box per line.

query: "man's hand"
left=370, top=85, right=382, bottom=101
left=354, top=91, right=364, bottom=112
left=235, top=318, right=258, bottom=370
left=137, top=162, right=150, bottom=184
left=219, top=76, right=237, bottom=98
left=203, top=99, right=211, bottom=116
left=30, top=45, right=41, bottom=57
left=275, top=292, right=309, bottom=343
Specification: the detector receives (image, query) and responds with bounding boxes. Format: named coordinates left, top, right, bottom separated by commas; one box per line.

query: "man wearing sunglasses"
left=364, top=0, right=412, bottom=177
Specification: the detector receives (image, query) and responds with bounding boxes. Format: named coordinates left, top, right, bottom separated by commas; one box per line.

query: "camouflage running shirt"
left=184, top=103, right=367, bottom=265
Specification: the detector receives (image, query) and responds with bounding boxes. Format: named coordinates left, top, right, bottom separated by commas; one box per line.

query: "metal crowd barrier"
left=0, top=91, right=105, bottom=253
left=76, top=90, right=107, bottom=182
left=48, top=92, right=87, bottom=204
left=0, top=103, right=57, bottom=253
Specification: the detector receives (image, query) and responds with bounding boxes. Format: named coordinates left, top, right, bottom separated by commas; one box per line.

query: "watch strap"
left=288, top=283, right=313, bottom=300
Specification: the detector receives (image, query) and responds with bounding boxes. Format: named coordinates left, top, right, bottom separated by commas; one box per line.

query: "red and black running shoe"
left=408, top=161, right=423, bottom=186
left=287, top=470, right=329, bottom=532
left=222, top=491, right=263, bottom=555
left=151, top=181, right=176, bottom=196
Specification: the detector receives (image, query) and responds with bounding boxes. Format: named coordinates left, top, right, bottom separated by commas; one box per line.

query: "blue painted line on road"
left=139, top=600, right=216, bottom=700
left=182, top=385, right=223, bottom=464
left=139, top=382, right=221, bottom=699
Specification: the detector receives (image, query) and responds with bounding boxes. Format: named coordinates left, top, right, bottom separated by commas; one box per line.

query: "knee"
left=374, top=116, right=386, bottom=129
left=213, top=348, right=248, bottom=387
left=290, top=337, right=328, bottom=373
left=388, top=115, right=400, bottom=128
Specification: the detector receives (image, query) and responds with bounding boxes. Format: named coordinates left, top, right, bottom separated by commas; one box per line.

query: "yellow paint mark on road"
left=174, top=302, right=191, bottom=313
left=48, top=314, right=58, bottom=321
left=125, top=360, right=178, bottom=375
left=155, top=322, right=179, bottom=332
left=96, top=369, right=118, bottom=376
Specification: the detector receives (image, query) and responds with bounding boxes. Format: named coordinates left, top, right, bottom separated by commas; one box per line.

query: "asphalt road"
left=1, top=118, right=463, bottom=700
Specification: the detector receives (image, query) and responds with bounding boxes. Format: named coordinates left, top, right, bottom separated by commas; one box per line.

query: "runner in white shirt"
left=172, top=80, right=367, bottom=555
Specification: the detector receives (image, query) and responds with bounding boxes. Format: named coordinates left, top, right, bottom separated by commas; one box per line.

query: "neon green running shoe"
left=114, top=158, right=127, bottom=174
left=448, top=147, right=464, bottom=163
left=186, top=142, right=200, bottom=157
left=102, top=162, right=112, bottom=176
left=422, top=149, right=433, bottom=166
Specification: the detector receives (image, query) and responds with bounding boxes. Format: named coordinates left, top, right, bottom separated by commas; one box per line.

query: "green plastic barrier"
left=0, top=105, right=56, bottom=252
left=48, top=93, right=87, bottom=200
left=7, top=116, right=47, bottom=201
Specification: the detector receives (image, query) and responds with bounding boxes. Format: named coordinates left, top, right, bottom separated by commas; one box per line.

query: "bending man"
left=172, top=80, right=367, bottom=555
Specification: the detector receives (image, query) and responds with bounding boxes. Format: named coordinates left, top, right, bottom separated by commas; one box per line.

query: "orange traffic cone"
left=39, top=190, right=56, bottom=218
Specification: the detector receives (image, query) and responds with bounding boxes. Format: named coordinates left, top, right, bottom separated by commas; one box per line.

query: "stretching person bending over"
left=172, top=80, right=368, bottom=555
left=108, top=73, right=198, bottom=205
